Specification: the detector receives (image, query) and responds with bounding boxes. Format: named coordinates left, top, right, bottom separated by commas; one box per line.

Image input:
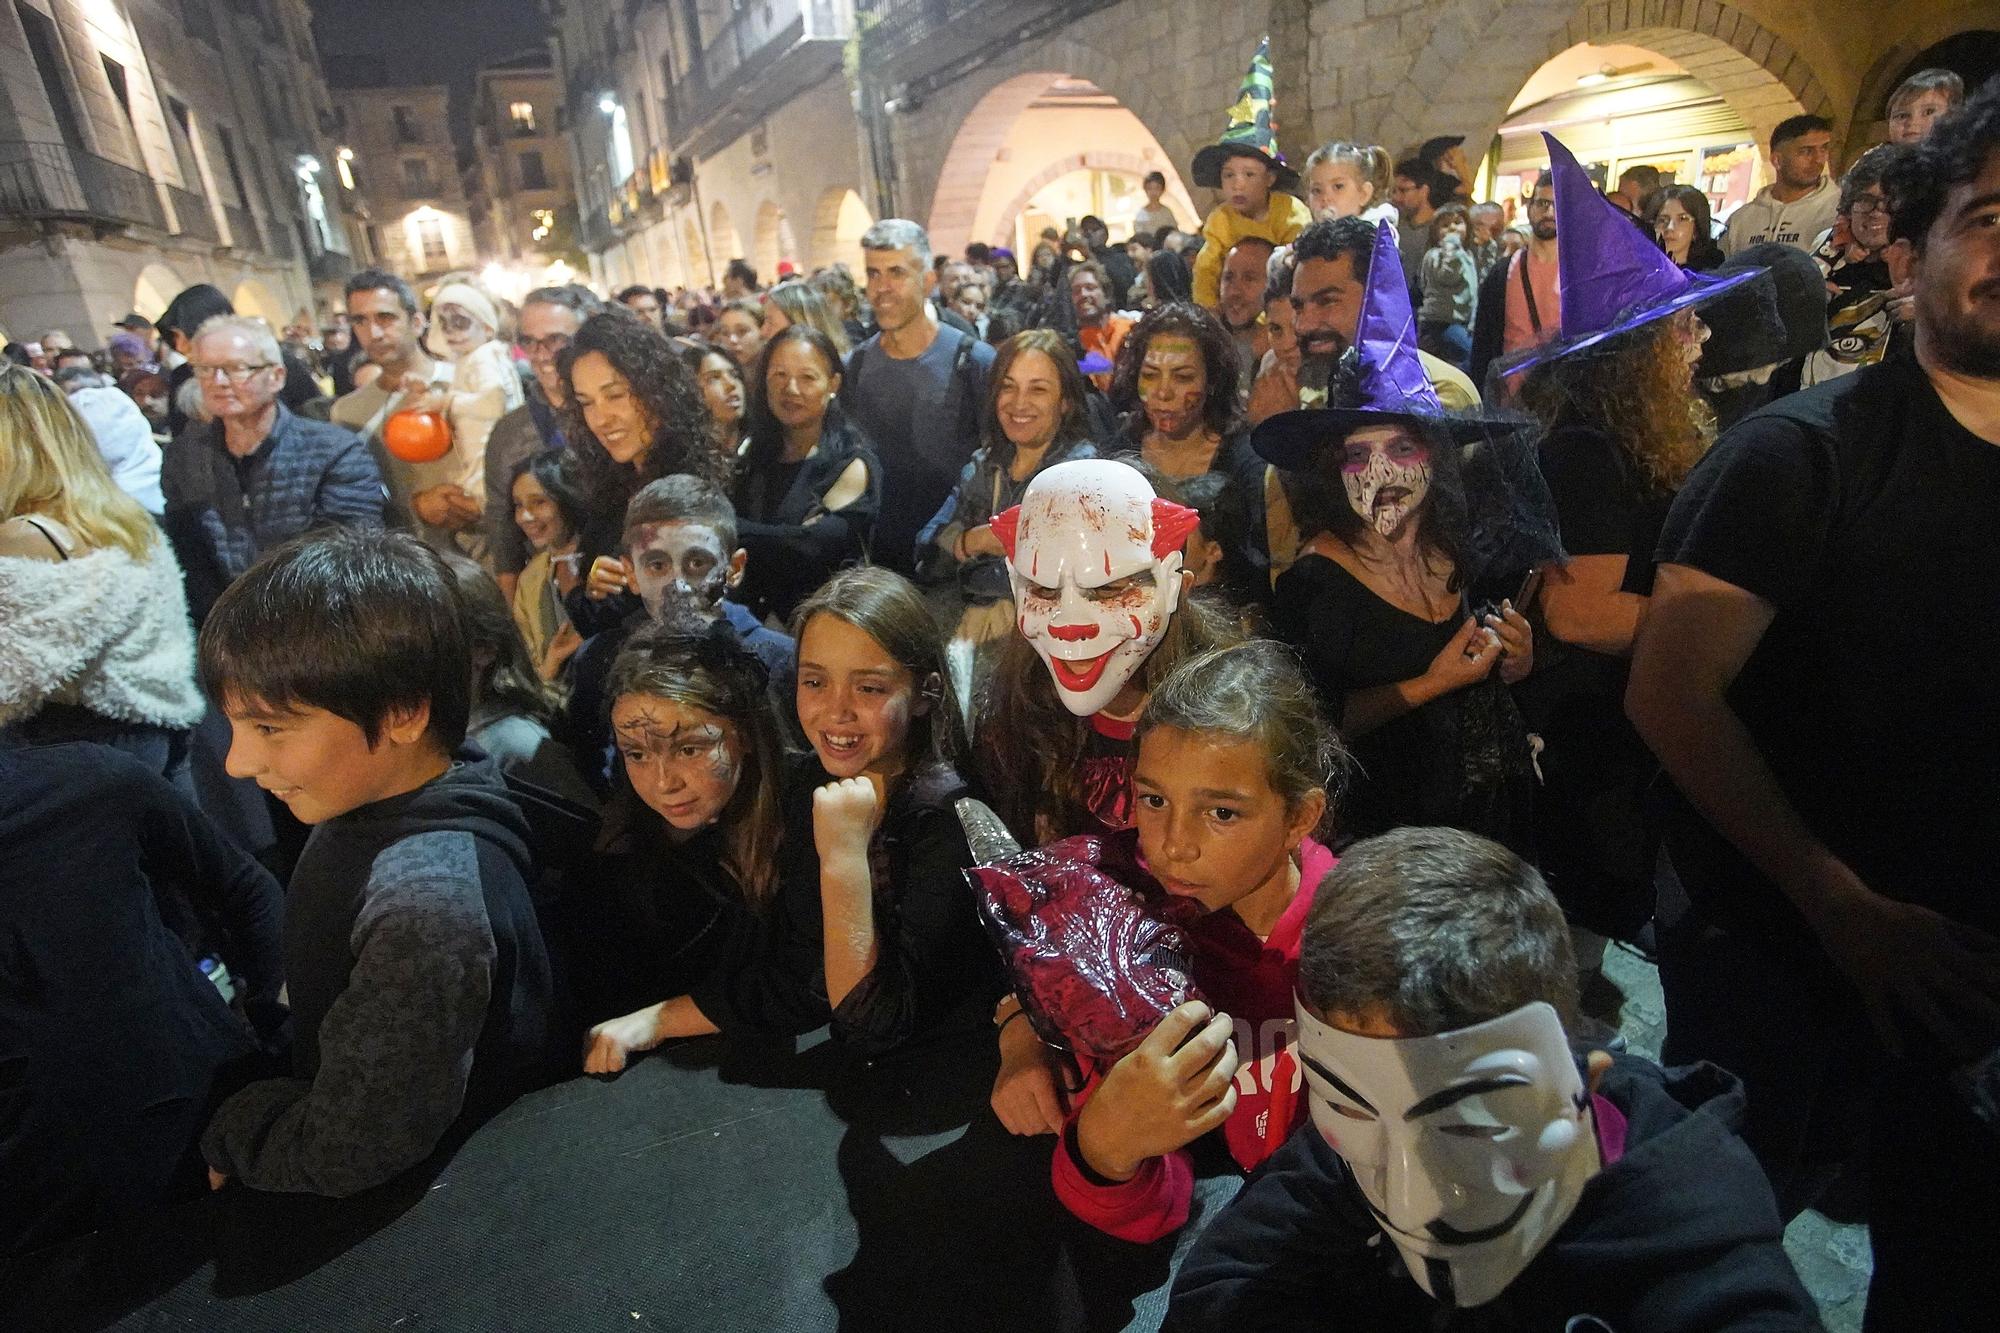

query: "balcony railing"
left=223, top=203, right=259, bottom=250
left=0, top=140, right=166, bottom=231
left=166, top=184, right=219, bottom=243
left=855, top=0, right=1117, bottom=96
left=664, top=0, right=851, bottom=160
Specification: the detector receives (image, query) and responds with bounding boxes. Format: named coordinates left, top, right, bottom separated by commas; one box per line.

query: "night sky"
left=307, top=0, right=550, bottom=157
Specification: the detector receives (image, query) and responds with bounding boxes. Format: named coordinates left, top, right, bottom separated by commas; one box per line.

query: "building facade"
left=542, top=0, right=1995, bottom=294
left=467, top=48, right=572, bottom=278
left=0, top=0, right=357, bottom=347
left=329, top=82, right=475, bottom=286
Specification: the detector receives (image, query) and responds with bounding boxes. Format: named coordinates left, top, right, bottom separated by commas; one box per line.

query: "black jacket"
left=1167, top=1057, right=1820, bottom=1331
left=1468, top=257, right=1517, bottom=392
left=689, top=754, right=1003, bottom=1054
left=201, top=759, right=562, bottom=1196
left=0, top=740, right=282, bottom=1254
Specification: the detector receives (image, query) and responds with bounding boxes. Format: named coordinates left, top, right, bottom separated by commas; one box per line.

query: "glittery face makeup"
left=1138, top=335, right=1208, bottom=441
left=611, top=694, right=743, bottom=834
left=1338, top=425, right=1432, bottom=538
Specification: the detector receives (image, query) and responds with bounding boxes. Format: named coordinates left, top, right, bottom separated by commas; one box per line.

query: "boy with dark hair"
left=197, top=528, right=559, bottom=1197
left=1168, top=826, right=1816, bottom=1330
left=562, top=476, right=796, bottom=791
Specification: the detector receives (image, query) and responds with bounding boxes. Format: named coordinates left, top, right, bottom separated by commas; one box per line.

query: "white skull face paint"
left=628, top=520, right=733, bottom=619
left=1338, top=425, right=1433, bottom=538
left=1295, top=1000, right=1601, bottom=1310
left=994, top=460, right=1199, bottom=717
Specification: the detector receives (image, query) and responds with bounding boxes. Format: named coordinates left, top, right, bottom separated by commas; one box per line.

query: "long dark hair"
left=790, top=566, right=965, bottom=787
left=980, top=328, right=1093, bottom=465
left=743, top=324, right=849, bottom=469
left=975, top=591, right=1246, bottom=841
left=1146, top=250, right=1193, bottom=305
left=1283, top=418, right=1472, bottom=590
left=443, top=553, right=560, bottom=728
left=604, top=612, right=786, bottom=905
left=508, top=448, right=588, bottom=548
left=1110, top=301, right=1244, bottom=444
left=1648, top=184, right=1722, bottom=270
left=557, top=308, right=726, bottom=521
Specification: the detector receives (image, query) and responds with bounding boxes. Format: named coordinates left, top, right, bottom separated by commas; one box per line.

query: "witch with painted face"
left=1259, top=221, right=1540, bottom=852
left=973, top=457, right=1244, bottom=842
left=1168, top=826, right=1817, bottom=1327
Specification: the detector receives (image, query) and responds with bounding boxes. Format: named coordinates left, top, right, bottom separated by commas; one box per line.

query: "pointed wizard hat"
left=1252, top=220, right=1510, bottom=469
left=1501, top=132, right=1768, bottom=376
left=1191, top=36, right=1300, bottom=190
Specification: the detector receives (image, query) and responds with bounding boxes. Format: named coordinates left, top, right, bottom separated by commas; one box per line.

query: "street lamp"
left=598, top=93, right=618, bottom=116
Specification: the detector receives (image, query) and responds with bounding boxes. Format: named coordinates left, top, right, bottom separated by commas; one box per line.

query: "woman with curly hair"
left=1514, top=307, right=1713, bottom=948
left=559, top=308, right=728, bottom=633
left=1110, top=301, right=1290, bottom=605
left=674, top=337, right=748, bottom=461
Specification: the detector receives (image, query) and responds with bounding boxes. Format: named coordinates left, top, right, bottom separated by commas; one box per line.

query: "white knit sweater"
left=0, top=534, right=206, bottom=730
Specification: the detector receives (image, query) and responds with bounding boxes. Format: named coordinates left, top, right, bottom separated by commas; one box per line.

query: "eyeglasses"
left=190, top=362, right=274, bottom=383
left=1847, top=197, right=1886, bottom=215
left=438, top=310, right=482, bottom=334
left=515, top=333, right=573, bottom=357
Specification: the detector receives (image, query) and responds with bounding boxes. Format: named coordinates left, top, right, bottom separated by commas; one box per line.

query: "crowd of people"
left=3, top=42, right=1996, bottom=1328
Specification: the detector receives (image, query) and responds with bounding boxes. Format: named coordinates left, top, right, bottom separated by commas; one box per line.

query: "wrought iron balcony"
left=166, top=184, right=219, bottom=244
left=855, top=0, right=1117, bottom=98
left=0, top=140, right=166, bottom=232
left=664, top=0, right=852, bottom=161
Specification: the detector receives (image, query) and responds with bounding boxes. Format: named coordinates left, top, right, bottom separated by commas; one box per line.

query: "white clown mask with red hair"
left=993, top=459, right=1200, bottom=717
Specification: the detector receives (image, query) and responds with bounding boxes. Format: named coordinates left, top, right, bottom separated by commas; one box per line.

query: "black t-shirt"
left=1539, top=421, right=1671, bottom=594
left=1656, top=356, right=2000, bottom=934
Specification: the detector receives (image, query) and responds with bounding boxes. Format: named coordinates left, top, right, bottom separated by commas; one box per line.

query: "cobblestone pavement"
left=1598, top=943, right=1870, bottom=1332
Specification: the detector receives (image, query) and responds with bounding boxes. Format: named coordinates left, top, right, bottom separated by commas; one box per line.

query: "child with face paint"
left=559, top=477, right=796, bottom=795
left=579, top=614, right=791, bottom=1071
left=401, top=282, right=525, bottom=550
left=1169, top=826, right=1817, bottom=1327
left=609, top=567, right=998, bottom=1054
left=1042, top=642, right=1343, bottom=1242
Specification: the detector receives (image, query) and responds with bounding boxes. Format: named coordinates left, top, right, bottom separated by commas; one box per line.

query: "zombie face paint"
left=611, top=694, right=743, bottom=835
left=627, top=520, right=736, bottom=619
left=1138, top=335, right=1208, bottom=441
left=1296, top=1000, right=1601, bottom=1310
left=993, top=459, right=1199, bottom=717
left=1338, top=425, right=1432, bottom=538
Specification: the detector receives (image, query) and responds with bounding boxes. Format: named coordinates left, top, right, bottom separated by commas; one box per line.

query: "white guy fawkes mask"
left=1339, top=426, right=1432, bottom=538
left=993, top=459, right=1200, bottom=717
left=1295, top=999, right=1600, bottom=1310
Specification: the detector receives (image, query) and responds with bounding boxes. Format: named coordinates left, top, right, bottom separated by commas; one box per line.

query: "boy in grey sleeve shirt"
left=196, top=528, right=559, bottom=1197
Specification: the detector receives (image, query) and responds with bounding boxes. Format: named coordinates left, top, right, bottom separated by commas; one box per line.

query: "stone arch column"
left=1849, top=9, right=1998, bottom=153
left=753, top=199, right=799, bottom=279
left=1348, top=1, right=1832, bottom=176
left=808, top=187, right=875, bottom=273
left=709, top=201, right=744, bottom=263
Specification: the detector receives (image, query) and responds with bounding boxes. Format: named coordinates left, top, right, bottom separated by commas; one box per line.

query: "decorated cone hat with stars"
left=1192, top=36, right=1299, bottom=190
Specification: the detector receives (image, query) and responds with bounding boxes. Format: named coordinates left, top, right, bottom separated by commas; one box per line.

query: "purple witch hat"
left=1253, top=220, right=1501, bottom=469
left=1502, top=132, right=1764, bottom=375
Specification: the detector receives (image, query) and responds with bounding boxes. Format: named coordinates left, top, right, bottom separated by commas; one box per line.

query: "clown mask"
left=993, top=460, right=1199, bottom=717
left=1339, top=425, right=1432, bottom=538
left=1295, top=999, right=1600, bottom=1310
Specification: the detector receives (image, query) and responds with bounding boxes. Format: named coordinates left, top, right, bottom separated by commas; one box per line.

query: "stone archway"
left=753, top=199, right=799, bottom=280
left=924, top=70, right=1195, bottom=261
left=1852, top=18, right=2000, bottom=151
left=1368, top=1, right=1830, bottom=172
left=808, top=187, right=874, bottom=274
left=133, top=262, right=185, bottom=320
left=709, top=201, right=744, bottom=263
left=231, top=278, right=283, bottom=324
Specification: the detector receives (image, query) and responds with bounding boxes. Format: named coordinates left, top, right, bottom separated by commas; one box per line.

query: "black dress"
left=1271, top=553, right=1534, bottom=853
left=1515, top=421, right=1671, bottom=938
left=733, top=407, right=882, bottom=623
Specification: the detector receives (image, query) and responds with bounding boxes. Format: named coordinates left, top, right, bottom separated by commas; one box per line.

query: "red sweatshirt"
left=1052, top=838, right=1336, bottom=1242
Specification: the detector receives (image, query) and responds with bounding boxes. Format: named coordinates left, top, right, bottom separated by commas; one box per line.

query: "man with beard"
left=1626, top=83, right=2000, bottom=1329
left=1218, top=237, right=1274, bottom=403
left=1069, top=260, right=1131, bottom=392
left=1470, top=169, right=1560, bottom=386
left=1288, top=217, right=1479, bottom=412
left=1722, top=115, right=1837, bottom=256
